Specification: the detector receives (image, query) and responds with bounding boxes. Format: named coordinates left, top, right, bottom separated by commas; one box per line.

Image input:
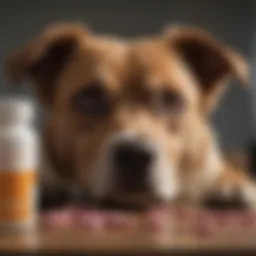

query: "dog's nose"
left=112, top=140, right=153, bottom=191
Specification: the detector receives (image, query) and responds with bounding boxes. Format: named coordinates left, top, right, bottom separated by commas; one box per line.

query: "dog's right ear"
left=163, top=26, right=249, bottom=114
left=4, top=23, right=89, bottom=104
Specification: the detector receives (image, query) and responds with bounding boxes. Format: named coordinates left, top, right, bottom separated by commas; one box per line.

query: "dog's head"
left=5, top=23, right=249, bottom=208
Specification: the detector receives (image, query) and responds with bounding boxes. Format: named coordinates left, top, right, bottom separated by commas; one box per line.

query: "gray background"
left=0, top=0, right=255, bottom=150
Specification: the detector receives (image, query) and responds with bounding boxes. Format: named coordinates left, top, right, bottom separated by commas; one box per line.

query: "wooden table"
left=1, top=221, right=256, bottom=255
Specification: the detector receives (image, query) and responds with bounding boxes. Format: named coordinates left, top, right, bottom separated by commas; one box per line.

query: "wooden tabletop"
left=1, top=220, right=256, bottom=255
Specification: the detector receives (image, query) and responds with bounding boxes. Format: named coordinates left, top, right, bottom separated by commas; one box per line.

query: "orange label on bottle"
left=0, top=171, right=36, bottom=222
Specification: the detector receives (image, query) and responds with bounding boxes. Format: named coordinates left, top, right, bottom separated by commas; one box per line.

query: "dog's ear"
left=4, top=23, right=89, bottom=105
left=164, top=26, right=250, bottom=114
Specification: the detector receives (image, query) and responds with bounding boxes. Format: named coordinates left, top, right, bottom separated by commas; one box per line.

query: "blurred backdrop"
left=0, top=0, right=255, bottom=150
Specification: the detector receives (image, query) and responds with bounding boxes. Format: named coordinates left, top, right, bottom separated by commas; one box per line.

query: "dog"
left=4, top=23, right=256, bottom=210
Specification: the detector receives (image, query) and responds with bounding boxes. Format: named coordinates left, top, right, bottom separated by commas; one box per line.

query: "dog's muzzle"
left=90, top=133, right=178, bottom=210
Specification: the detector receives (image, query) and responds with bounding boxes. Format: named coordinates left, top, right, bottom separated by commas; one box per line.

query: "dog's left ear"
left=4, top=23, right=89, bottom=105
left=164, top=26, right=250, bottom=113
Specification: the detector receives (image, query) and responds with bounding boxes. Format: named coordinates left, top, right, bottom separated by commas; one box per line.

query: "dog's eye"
left=73, top=85, right=111, bottom=118
left=157, top=90, right=185, bottom=114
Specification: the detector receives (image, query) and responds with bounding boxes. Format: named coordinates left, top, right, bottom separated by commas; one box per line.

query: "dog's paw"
left=39, top=186, right=72, bottom=211
left=39, top=185, right=95, bottom=211
left=202, top=182, right=256, bottom=210
left=241, top=183, right=256, bottom=209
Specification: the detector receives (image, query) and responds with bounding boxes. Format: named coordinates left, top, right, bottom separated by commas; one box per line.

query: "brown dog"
left=4, top=23, right=256, bottom=209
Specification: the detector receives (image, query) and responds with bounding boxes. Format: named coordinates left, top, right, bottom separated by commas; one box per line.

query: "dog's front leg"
left=203, top=164, right=256, bottom=210
left=184, top=128, right=256, bottom=209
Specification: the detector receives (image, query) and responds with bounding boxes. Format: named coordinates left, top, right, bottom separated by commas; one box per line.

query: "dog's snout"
left=112, top=140, right=153, bottom=191
left=113, top=141, right=152, bottom=169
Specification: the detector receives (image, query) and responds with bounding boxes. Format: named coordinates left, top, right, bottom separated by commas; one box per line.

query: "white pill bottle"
left=0, top=97, right=38, bottom=231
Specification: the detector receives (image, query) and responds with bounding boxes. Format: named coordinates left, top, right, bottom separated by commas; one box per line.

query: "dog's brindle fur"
left=4, top=23, right=256, bottom=209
